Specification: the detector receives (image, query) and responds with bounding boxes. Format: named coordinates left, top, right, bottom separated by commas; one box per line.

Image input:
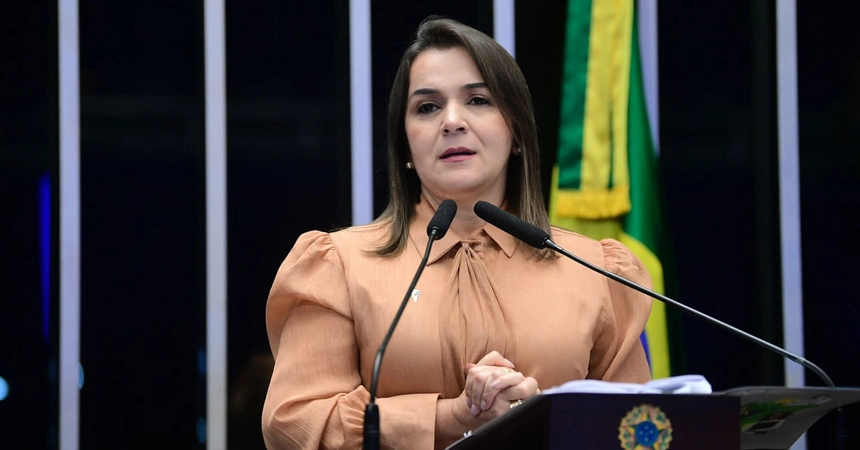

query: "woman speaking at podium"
left=262, top=16, right=653, bottom=450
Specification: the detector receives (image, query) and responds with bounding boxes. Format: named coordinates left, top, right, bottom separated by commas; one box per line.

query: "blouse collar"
left=408, top=196, right=519, bottom=265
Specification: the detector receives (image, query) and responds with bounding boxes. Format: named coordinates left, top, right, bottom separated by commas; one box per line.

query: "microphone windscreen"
left=473, top=201, right=549, bottom=249
left=427, top=199, right=457, bottom=239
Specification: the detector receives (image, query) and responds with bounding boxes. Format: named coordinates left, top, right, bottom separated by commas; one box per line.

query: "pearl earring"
left=405, top=161, right=414, bottom=169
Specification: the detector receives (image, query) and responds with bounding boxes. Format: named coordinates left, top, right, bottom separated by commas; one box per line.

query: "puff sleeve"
left=587, top=238, right=654, bottom=383
left=262, top=231, right=439, bottom=450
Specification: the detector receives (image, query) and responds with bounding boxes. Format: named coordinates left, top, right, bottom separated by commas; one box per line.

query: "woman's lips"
left=440, top=147, right=476, bottom=161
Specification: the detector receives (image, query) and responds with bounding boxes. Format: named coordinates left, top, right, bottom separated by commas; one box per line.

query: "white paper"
left=541, top=374, right=713, bottom=395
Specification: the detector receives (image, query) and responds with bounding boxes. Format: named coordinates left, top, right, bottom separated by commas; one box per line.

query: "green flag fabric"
left=549, top=0, right=674, bottom=379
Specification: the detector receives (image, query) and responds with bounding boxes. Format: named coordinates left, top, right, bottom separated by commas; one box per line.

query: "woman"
left=262, top=17, right=653, bottom=450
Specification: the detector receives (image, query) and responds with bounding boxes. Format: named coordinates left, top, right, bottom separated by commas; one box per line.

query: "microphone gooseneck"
left=473, top=201, right=836, bottom=388
left=363, top=200, right=457, bottom=450
left=475, top=201, right=848, bottom=450
left=474, top=200, right=846, bottom=450
left=542, top=239, right=836, bottom=387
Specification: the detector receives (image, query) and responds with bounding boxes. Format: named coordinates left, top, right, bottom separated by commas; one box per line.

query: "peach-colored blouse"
left=262, top=199, right=653, bottom=449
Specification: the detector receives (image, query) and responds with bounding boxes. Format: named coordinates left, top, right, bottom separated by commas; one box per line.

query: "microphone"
left=477, top=200, right=848, bottom=449
left=363, top=199, right=457, bottom=450
left=473, top=201, right=837, bottom=388
left=427, top=199, right=457, bottom=239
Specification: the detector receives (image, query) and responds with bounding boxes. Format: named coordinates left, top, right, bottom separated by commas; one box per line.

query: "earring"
left=405, top=161, right=414, bottom=169
left=513, top=146, right=523, bottom=156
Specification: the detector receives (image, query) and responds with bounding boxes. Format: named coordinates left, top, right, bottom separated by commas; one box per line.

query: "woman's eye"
left=417, top=103, right=438, bottom=114
left=469, top=96, right=491, bottom=106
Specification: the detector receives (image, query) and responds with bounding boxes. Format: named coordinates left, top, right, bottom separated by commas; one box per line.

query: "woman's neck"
left=421, top=191, right=505, bottom=239
left=448, top=208, right=485, bottom=239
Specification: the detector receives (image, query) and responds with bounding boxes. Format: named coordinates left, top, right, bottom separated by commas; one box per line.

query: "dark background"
left=1, top=0, right=857, bottom=448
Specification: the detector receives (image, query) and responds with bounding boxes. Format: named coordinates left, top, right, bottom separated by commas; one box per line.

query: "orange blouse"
left=262, top=199, right=653, bottom=449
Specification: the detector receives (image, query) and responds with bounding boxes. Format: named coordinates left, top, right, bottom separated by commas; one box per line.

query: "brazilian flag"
left=549, top=0, right=680, bottom=379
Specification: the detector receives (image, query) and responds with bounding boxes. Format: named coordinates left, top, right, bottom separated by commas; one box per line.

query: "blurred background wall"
left=1, top=0, right=858, bottom=448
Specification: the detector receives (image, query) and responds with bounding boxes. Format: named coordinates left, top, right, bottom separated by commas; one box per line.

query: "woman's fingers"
left=475, top=350, right=515, bottom=369
left=490, top=370, right=524, bottom=390
left=462, top=374, right=541, bottom=422
left=464, top=363, right=476, bottom=379
left=463, top=351, right=518, bottom=415
left=466, top=366, right=524, bottom=415
left=479, top=369, right=525, bottom=411
left=497, top=376, right=540, bottom=404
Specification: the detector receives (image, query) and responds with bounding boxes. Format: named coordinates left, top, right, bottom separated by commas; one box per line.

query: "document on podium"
left=717, top=386, right=860, bottom=449
left=541, top=374, right=714, bottom=395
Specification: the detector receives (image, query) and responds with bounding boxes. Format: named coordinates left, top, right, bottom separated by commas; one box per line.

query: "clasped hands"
left=458, top=351, right=540, bottom=423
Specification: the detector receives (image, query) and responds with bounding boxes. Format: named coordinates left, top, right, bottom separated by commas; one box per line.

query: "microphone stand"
left=363, top=199, right=456, bottom=450
left=362, top=234, right=437, bottom=450
left=543, top=239, right=834, bottom=387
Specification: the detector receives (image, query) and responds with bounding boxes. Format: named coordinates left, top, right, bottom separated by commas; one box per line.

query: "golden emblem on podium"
left=618, top=404, right=673, bottom=449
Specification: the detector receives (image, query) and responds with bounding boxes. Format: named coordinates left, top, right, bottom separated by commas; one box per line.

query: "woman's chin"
left=424, top=182, right=504, bottom=204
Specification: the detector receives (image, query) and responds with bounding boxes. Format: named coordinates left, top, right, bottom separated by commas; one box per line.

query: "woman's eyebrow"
left=410, top=88, right=439, bottom=98
left=461, top=82, right=488, bottom=91
left=409, top=82, right=489, bottom=99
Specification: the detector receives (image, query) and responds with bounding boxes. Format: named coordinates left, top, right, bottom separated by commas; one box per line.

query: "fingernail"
left=466, top=398, right=472, bottom=408
left=491, top=380, right=501, bottom=389
left=480, top=401, right=487, bottom=411
left=504, top=358, right=515, bottom=367
left=471, top=404, right=479, bottom=416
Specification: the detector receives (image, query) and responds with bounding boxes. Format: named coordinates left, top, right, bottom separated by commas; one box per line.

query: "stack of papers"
left=541, top=374, right=713, bottom=395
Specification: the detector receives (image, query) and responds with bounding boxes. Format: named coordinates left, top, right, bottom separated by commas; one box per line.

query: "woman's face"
left=404, top=46, right=514, bottom=207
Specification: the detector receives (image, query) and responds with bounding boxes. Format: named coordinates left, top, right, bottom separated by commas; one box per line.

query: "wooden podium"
left=447, top=393, right=740, bottom=449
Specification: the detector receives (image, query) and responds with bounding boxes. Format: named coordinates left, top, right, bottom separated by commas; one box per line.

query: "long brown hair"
left=373, top=16, right=552, bottom=258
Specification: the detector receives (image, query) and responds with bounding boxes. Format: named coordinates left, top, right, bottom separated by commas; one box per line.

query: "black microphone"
left=473, top=201, right=837, bottom=388
left=473, top=201, right=549, bottom=249
left=477, top=200, right=848, bottom=449
left=427, top=199, right=457, bottom=239
left=363, top=199, right=457, bottom=450
left=478, top=199, right=848, bottom=448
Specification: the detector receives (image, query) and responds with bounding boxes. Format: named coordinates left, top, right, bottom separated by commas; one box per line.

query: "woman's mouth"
left=440, top=147, right=477, bottom=161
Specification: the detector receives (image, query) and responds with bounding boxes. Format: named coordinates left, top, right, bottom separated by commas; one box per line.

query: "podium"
left=447, top=393, right=740, bottom=449
left=447, top=387, right=860, bottom=449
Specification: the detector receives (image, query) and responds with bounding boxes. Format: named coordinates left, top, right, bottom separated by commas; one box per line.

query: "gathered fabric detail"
left=439, top=239, right=516, bottom=397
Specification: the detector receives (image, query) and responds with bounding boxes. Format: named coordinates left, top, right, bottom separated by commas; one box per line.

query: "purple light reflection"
left=39, top=173, right=51, bottom=343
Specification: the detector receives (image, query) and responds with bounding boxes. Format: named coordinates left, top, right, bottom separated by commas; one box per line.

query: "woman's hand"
left=462, top=351, right=540, bottom=418
left=435, top=351, right=540, bottom=449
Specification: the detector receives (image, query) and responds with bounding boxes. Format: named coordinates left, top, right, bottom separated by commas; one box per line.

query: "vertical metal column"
left=776, top=1, right=806, bottom=448
left=494, top=0, right=516, bottom=58
left=350, top=0, right=373, bottom=225
left=638, top=0, right=659, bottom=151
left=59, top=0, right=81, bottom=448
left=205, top=0, right=228, bottom=448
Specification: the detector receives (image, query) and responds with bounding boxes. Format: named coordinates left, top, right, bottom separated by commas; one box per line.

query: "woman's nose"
left=441, top=105, right=467, bottom=135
